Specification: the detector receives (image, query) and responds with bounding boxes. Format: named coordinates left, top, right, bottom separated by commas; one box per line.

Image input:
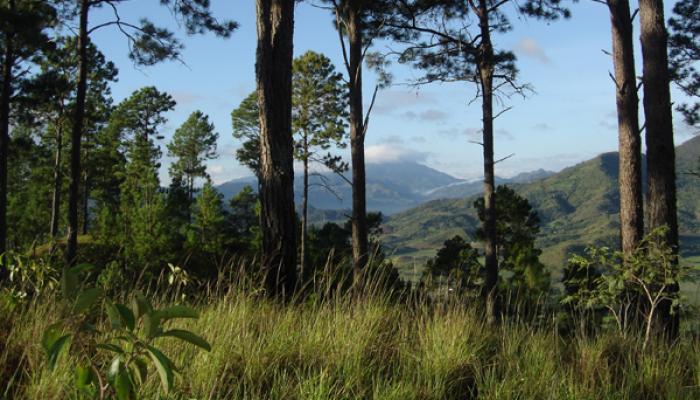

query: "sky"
left=88, top=0, right=697, bottom=185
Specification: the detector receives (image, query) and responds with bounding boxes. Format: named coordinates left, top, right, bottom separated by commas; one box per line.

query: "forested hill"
left=383, top=135, right=700, bottom=273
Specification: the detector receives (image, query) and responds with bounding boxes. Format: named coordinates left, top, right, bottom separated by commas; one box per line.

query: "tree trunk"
left=0, top=7, right=14, bottom=273
left=639, top=0, right=679, bottom=337
left=82, top=172, right=89, bottom=235
left=50, top=126, right=63, bottom=237
left=255, top=0, right=297, bottom=298
left=347, top=5, right=369, bottom=281
left=65, top=0, right=89, bottom=266
left=300, top=135, right=309, bottom=283
left=478, top=0, right=499, bottom=324
left=608, top=0, right=644, bottom=257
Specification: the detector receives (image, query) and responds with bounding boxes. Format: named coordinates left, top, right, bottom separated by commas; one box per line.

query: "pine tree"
left=422, top=235, right=482, bottom=294
left=0, top=0, right=56, bottom=276
left=111, top=87, right=176, bottom=274
left=319, top=0, right=392, bottom=281
left=603, top=0, right=644, bottom=258
left=668, top=0, right=698, bottom=127
left=638, top=0, right=680, bottom=336
left=5, top=125, right=52, bottom=250
left=233, top=50, right=349, bottom=284
left=292, top=50, right=348, bottom=277
left=228, top=185, right=261, bottom=255
left=255, top=0, right=297, bottom=297
left=187, top=181, right=227, bottom=256
left=231, top=92, right=262, bottom=179
left=167, top=111, right=219, bottom=203
left=24, top=37, right=118, bottom=239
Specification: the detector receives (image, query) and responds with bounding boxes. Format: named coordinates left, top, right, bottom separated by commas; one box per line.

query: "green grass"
left=3, top=285, right=700, bottom=399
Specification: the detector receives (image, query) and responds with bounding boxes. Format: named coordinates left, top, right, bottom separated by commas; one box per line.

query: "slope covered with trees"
left=384, top=136, right=700, bottom=273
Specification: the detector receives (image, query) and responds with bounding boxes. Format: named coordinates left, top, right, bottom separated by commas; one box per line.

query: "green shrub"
left=41, top=264, right=210, bottom=399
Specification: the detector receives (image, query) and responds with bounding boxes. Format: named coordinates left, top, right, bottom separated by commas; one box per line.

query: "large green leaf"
left=107, top=356, right=122, bottom=383
left=73, top=287, right=103, bottom=314
left=143, top=311, right=161, bottom=338
left=107, top=357, right=132, bottom=400
left=105, top=300, right=123, bottom=330
left=114, top=303, right=136, bottom=331
left=146, top=344, right=174, bottom=394
left=114, top=367, right=133, bottom=400
left=75, top=364, right=94, bottom=389
left=41, top=323, right=63, bottom=354
left=132, top=291, right=152, bottom=319
left=130, top=357, right=149, bottom=386
left=158, top=329, right=211, bottom=351
left=46, top=334, right=71, bottom=370
left=154, top=305, right=199, bottom=322
left=96, top=343, right=125, bottom=355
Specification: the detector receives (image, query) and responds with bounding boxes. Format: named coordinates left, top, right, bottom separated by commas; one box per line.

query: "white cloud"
left=206, top=164, right=253, bottom=185
left=364, top=144, right=430, bottom=164
left=514, top=38, right=551, bottom=64
left=209, top=165, right=225, bottom=174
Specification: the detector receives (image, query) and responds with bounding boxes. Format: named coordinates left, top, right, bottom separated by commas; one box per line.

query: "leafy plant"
left=562, top=228, right=693, bottom=349
left=43, top=264, right=210, bottom=399
left=1, top=253, right=59, bottom=302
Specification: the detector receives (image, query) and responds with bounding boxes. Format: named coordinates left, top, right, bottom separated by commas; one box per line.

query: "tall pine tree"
left=167, top=111, right=219, bottom=203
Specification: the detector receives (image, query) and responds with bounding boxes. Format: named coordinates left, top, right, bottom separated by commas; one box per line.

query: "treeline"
left=0, top=0, right=698, bottom=336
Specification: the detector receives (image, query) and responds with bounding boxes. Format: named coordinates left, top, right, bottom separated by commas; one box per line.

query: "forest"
left=0, top=0, right=699, bottom=398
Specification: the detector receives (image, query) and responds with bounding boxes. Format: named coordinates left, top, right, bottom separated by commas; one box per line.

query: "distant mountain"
left=424, top=169, right=555, bottom=200
left=383, top=136, right=700, bottom=276
left=216, top=161, right=552, bottom=216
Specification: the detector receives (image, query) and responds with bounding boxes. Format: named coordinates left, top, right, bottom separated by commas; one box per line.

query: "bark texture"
left=477, top=0, right=499, bottom=324
left=639, top=0, right=679, bottom=336
left=347, top=4, right=369, bottom=280
left=65, top=0, right=89, bottom=266
left=300, top=135, right=309, bottom=282
left=608, top=0, right=644, bottom=257
left=255, top=0, right=297, bottom=297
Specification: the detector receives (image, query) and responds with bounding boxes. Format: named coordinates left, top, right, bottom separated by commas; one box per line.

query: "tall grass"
left=1, top=264, right=699, bottom=399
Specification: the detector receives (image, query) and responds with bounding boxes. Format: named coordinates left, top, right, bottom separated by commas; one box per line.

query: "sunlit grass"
left=2, top=281, right=700, bottom=399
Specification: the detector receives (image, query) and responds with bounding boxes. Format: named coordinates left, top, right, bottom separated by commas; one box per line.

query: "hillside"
left=383, top=136, right=700, bottom=276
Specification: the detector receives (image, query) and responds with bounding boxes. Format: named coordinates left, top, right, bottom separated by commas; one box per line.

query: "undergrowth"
left=2, top=272, right=699, bottom=400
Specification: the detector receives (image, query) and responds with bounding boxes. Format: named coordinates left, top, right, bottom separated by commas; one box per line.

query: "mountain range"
left=382, top=135, right=700, bottom=279
left=216, top=163, right=554, bottom=215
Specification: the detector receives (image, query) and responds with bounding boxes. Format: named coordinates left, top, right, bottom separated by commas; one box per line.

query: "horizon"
left=89, top=0, right=698, bottom=185
left=216, top=134, right=699, bottom=186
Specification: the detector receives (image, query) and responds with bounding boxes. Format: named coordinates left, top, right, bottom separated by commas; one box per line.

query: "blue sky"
left=88, top=0, right=696, bottom=184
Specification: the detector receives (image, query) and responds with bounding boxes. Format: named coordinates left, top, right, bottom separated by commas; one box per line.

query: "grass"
left=2, top=279, right=700, bottom=400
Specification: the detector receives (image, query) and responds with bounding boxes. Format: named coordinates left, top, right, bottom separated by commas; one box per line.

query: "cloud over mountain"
left=365, top=144, right=430, bottom=164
